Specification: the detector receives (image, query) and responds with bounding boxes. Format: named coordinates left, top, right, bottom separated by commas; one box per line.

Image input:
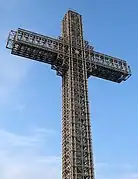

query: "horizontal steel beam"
left=85, top=50, right=131, bottom=83
left=6, top=28, right=131, bottom=82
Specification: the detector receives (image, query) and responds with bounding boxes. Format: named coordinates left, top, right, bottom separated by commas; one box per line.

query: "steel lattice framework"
left=6, top=10, right=131, bottom=179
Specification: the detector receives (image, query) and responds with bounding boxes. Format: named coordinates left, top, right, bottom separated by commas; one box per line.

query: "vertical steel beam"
left=62, top=10, right=95, bottom=179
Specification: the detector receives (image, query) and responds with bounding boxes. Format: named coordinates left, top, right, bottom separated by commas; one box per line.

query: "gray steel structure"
left=6, top=10, right=131, bottom=179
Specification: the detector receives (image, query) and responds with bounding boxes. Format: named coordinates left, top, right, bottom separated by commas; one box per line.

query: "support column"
left=62, top=10, right=95, bottom=179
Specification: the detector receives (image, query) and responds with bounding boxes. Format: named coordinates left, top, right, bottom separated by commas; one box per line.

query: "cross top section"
left=6, top=10, right=131, bottom=82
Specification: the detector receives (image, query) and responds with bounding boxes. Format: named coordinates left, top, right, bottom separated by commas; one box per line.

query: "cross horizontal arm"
left=6, top=28, right=131, bottom=82
left=85, top=49, right=131, bottom=83
left=6, top=28, right=69, bottom=76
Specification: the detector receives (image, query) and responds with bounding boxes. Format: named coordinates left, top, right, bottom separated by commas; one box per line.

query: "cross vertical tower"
left=62, top=10, right=94, bottom=179
left=6, top=9, right=131, bottom=179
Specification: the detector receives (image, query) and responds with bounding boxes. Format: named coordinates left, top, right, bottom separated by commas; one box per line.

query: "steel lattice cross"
left=6, top=10, right=131, bottom=179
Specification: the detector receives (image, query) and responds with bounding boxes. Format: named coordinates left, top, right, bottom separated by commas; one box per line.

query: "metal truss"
left=61, top=10, right=94, bottom=179
left=85, top=48, right=131, bottom=82
left=6, top=28, right=70, bottom=76
left=6, top=27, right=131, bottom=82
left=6, top=9, right=131, bottom=179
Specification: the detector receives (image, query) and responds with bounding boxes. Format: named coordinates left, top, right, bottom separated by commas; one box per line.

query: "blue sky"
left=0, top=0, right=138, bottom=178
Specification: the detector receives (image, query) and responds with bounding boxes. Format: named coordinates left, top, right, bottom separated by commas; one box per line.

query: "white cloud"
left=0, top=153, right=61, bottom=179
left=0, top=128, right=61, bottom=179
left=0, top=128, right=137, bottom=179
left=0, top=127, right=57, bottom=153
